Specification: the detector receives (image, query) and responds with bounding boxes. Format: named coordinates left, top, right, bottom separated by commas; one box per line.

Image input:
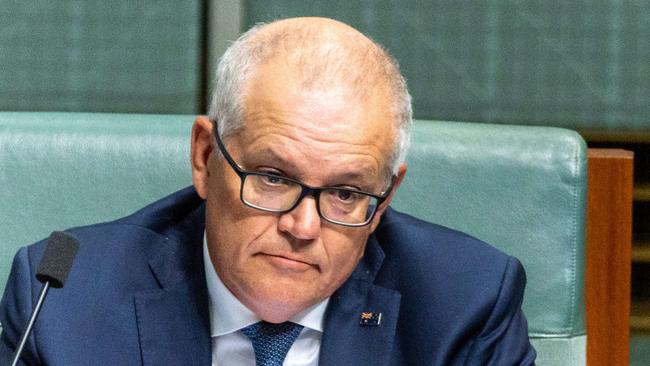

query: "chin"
left=249, top=297, right=304, bottom=323
left=244, top=285, right=316, bottom=323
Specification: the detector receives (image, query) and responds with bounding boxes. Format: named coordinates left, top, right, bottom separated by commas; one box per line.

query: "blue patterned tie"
left=240, top=321, right=304, bottom=366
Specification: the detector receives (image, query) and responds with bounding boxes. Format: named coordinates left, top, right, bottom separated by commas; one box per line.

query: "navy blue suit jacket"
left=0, top=187, right=535, bottom=365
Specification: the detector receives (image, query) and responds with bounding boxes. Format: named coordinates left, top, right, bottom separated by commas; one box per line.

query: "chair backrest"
left=0, top=113, right=586, bottom=364
left=0, top=112, right=194, bottom=291
left=391, top=120, right=587, bottom=365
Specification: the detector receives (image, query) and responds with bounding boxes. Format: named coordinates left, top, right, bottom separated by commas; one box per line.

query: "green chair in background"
left=0, top=112, right=195, bottom=290
left=0, top=112, right=587, bottom=364
left=391, top=121, right=587, bottom=365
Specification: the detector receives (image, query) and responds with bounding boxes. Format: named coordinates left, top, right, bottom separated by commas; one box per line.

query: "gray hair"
left=208, top=20, right=412, bottom=176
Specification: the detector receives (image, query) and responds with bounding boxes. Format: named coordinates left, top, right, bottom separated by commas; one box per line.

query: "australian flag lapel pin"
left=359, top=311, right=382, bottom=326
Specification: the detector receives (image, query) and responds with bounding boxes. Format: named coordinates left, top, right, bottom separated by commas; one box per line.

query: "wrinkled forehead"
left=244, top=65, right=394, bottom=148
left=233, top=63, right=397, bottom=184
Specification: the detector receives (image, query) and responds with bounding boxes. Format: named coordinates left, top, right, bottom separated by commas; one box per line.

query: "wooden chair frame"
left=586, top=148, right=634, bottom=365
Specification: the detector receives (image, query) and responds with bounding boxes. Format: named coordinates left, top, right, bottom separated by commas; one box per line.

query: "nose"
left=277, top=196, right=321, bottom=240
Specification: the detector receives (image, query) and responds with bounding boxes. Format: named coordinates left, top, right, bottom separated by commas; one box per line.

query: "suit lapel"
left=319, top=234, right=401, bottom=366
left=134, top=283, right=211, bottom=366
left=319, top=280, right=401, bottom=366
left=134, top=212, right=212, bottom=366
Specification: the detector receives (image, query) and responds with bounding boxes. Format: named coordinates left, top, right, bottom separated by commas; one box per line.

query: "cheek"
left=205, top=201, right=279, bottom=299
left=203, top=168, right=272, bottom=265
left=205, top=194, right=272, bottom=261
left=205, top=161, right=261, bottom=234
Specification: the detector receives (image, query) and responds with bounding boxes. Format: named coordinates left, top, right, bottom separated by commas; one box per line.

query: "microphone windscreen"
left=35, top=231, right=80, bottom=288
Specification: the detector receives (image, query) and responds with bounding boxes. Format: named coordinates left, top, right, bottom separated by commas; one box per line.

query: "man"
left=0, top=17, right=535, bottom=365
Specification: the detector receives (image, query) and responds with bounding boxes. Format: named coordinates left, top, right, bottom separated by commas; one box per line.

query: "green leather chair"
left=0, top=112, right=586, bottom=365
left=391, top=121, right=587, bottom=365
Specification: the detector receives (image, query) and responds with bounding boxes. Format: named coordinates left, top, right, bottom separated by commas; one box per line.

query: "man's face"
left=192, top=61, right=404, bottom=323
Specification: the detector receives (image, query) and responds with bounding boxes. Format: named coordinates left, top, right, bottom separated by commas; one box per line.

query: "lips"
left=259, top=253, right=317, bottom=272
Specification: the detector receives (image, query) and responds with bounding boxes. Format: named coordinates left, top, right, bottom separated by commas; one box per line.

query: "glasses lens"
left=320, top=189, right=378, bottom=225
left=241, top=173, right=380, bottom=226
left=242, top=174, right=302, bottom=211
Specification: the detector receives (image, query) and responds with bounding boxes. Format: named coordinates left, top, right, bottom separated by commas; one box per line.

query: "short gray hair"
left=208, top=20, right=412, bottom=176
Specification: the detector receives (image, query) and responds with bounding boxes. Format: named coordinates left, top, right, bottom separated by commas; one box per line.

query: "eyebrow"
left=245, top=146, right=379, bottom=190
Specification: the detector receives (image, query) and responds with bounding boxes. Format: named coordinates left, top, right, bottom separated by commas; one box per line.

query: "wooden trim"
left=579, top=130, right=650, bottom=143
left=586, top=148, right=634, bottom=366
left=634, top=183, right=650, bottom=202
left=632, top=240, right=650, bottom=263
left=631, top=300, right=650, bottom=332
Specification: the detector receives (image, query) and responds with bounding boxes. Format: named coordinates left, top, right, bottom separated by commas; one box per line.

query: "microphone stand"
left=10, top=281, right=50, bottom=366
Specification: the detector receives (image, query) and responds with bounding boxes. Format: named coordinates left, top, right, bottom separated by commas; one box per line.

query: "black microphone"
left=10, top=231, right=80, bottom=366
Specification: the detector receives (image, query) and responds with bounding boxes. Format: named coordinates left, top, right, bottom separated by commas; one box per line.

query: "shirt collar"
left=203, top=233, right=329, bottom=337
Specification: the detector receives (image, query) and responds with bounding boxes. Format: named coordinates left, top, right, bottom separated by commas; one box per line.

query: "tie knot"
left=241, top=321, right=304, bottom=366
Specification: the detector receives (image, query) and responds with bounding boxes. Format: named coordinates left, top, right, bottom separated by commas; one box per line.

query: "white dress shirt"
left=203, top=236, right=329, bottom=366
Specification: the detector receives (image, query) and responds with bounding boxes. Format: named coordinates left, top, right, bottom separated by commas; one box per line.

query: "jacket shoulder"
left=376, top=207, right=514, bottom=273
left=33, top=186, right=204, bottom=251
left=374, top=207, right=524, bottom=317
left=373, top=208, right=534, bottom=364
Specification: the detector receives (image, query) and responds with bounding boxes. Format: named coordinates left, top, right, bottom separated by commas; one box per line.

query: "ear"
left=368, top=163, right=407, bottom=233
left=191, top=116, right=214, bottom=199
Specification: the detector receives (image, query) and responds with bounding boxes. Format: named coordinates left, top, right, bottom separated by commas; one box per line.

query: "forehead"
left=236, top=61, right=396, bottom=183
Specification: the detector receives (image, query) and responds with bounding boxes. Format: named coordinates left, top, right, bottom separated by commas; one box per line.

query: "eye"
left=335, top=189, right=358, bottom=203
left=261, top=174, right=286, bottom=186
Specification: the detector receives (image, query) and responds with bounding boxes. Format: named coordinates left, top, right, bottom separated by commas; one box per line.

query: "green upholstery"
left=245, top=1, right=650, bottom=131
left=631, top=335, right=650, bottom=366
left=0, top=113, right=586, bottom=364
left=391, top=120, right=587, bottom=365
left=0, top=112, right=194, bottom=292
left=0, top=2, right=203, bottom=114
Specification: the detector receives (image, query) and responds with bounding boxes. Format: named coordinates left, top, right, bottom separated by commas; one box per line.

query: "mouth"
left=259, top=253, right=317, bottom=272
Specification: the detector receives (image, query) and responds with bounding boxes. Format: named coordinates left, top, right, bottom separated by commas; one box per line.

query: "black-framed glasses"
left=214, top=131, right=394, bottom=227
